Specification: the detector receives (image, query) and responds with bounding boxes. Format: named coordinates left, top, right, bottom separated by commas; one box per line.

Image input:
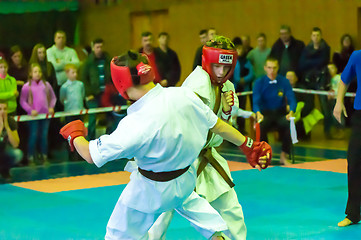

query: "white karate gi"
left=149, top=67, right=247, bottom=240
left=89, top=84, right=228, bottom=239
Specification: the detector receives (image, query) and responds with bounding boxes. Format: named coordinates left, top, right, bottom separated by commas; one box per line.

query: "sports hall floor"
left=1, top=125, right=360, bottom=239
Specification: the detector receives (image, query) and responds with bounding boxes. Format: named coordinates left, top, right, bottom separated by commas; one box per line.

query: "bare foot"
left=338, top=218, right=352, bottom=227
left=280, top=151, right=292, bottom=166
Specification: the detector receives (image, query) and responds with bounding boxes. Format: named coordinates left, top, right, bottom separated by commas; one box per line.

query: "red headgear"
left=110, top=57, right=155, bottom=99
left=202, top=46, right=237, bottom=85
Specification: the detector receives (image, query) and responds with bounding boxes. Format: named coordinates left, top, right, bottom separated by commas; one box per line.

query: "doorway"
left=130, top=9, right=169, bottom=49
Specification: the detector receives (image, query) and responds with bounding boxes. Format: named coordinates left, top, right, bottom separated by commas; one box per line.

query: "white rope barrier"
left=13, top=88, right=355, bottom=122
left=236, top=88, right=356, bottom=97
left=292, top=88, right=356, bottom=97
left=14, top=105, right=129, bottom=122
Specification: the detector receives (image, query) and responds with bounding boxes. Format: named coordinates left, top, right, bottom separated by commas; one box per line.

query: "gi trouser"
left=105, top=191, right=228, bottom=240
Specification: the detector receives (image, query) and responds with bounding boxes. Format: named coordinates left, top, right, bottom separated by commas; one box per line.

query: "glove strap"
left=221, top=109, right=232, bottom=121
left=240, top=136, right=254, bottom=150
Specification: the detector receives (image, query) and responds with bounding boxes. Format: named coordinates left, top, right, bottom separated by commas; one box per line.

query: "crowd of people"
left=0, top=25, right=356, bottom=182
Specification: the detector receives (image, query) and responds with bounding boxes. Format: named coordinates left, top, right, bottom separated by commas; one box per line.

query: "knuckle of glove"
left=247, top=141, right=272, bottom=169
left=59, top=120, right=86, bottom=139
left=259, top=142, right=272, bottom=169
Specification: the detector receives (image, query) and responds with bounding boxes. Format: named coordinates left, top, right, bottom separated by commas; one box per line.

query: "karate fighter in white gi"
left=59, top=50, right=271, bottom=240
left=150, top=36, right=258, bottom=240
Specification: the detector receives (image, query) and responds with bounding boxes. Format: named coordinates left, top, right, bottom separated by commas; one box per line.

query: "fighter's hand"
left=256, top=111, right=264, bottom=123
left=333, top=101, right=347, bottom=124
left=0, top=112, right=4, bottom=130
left=239, top=136, right=272, bottom=170
left=221, top=90, right=234, bottom=112
left=48, top=108, right=54, bottom=115
left=286, top=111, right=294, bottom=121
left=59, top=120, right=88, bottom=151
left=31, top=110, right=38, bottom=116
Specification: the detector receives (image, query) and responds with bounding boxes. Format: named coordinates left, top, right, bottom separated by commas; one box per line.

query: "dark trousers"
left=0, top=153, right=11, bottom=178
left=86, top=95, right=101, bottom=140
left=345, top=110, right=361, bottom=223
left=260, top=109, right=291, bottom=154
left=28, top=119, right=50, bottom=157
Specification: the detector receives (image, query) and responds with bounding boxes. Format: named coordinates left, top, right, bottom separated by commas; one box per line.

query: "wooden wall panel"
left=79, top=0, right=361, bottom=83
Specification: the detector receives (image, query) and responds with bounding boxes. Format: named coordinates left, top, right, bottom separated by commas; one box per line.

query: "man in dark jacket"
left=81, top=38, right=112, bottom=140
left=299, top=27, right=332, bottom=137
left=154, top=32, right=181, bottom=87
left=192, top=29, right=209, bottom=70
left=270, top=25, right=305, bottom=77
left=299, top=27, right=330, bottom=85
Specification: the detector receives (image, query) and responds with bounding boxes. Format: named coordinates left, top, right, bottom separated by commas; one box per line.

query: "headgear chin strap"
left=110, top=58, right=155, bottom=100
left=202, top=46, right=237, bottom=86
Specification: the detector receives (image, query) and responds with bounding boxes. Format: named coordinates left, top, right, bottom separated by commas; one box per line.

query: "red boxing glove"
left=239, top=136, right=272, bottom=169
left=59, top=120, right=88, bottom=152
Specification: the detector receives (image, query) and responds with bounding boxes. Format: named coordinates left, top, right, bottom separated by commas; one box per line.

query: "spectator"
left=29, top=43, right=63, bottom=154
left=154, top=32, right=181, bottom=87
left=60, top=64, right=85, bottom=117
left=333, top=34, right=355, bottom=127
left=8, top=45, right=27, bottom=115
left=29, top=43, right=57, bottom=98
left=286, top=71, right=323, bottom=140
left=0, top=100, right=22, bottom=182
left=270, top=25, right=305, bottom=77
left=208, top=27, right=217, bottom=41
left=138, top=32, right=163, bottom=85
left=29, top=43, right=61, bottom=149
left=81, top=38, right=112, bottom=140
left=232, top=37, right=255, bottom=133
left=46, top=30, right=80, bottom=88
left=328, top=63, right=342, bottom=99
left=299, top=27, right=331, bottom=137
left=333, top=34, right=354, bottom=73
left=232, top=37, right=255, bottom=92
left=253, top=57, right=296, bottom=165
left=327, top=63, right=344, bottom=138
left=0, top=58, right=18, bottom=115
left=241, top=35, right=253, bottom=56
left=247, top=33, right=271, bottom=79
left=20, top=63, right=56, bottom=165
left=192, top=29, right=208, bottom=70
left=101, top=82, right=127, bottom=133
left=60, top=64, right=85, bottom=161
left=8, top=45, right=28, bottom=86
left=299, top=27, right=331, bottom=84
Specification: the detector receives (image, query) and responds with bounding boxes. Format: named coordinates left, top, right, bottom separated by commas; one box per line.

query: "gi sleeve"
left=89, top=117, right=138, bottom=168
left=187, top=89, right=218, bottom=129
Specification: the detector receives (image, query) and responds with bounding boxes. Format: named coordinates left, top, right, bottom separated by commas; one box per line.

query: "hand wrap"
left=239, top=136, right=272, bottom=169
left=59, top=120, right=88, bottom=151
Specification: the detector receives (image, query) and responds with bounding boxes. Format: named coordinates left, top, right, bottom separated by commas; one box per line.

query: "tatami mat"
left=10, top=159, right=347, bottom=193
